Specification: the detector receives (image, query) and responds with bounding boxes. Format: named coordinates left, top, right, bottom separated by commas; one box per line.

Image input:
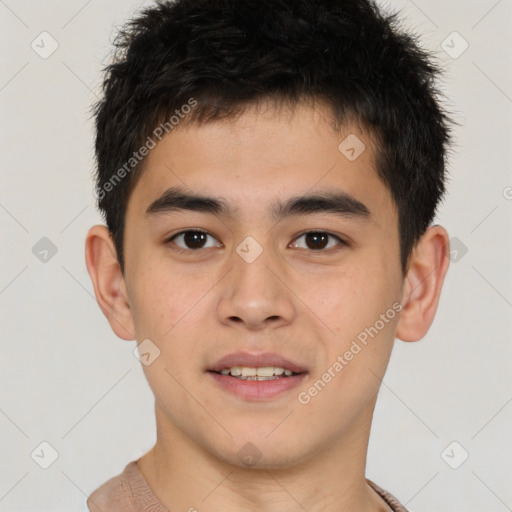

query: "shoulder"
left=87, top=461, right=138, bottom=512
left=366, top=479, right=409, bottom=512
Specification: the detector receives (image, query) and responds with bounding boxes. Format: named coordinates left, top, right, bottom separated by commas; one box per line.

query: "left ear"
left=396, top=225, right=450, bottom=342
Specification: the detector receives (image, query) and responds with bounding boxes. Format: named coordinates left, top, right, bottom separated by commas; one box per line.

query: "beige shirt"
left=87, top=460, right=409, bottom=512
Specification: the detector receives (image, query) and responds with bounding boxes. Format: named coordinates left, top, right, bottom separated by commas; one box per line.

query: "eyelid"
left=297, top=229, right=347, bottom=241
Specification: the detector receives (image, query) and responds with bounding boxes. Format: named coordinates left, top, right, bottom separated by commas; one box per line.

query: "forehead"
left=126, top=101, right=396, bottom=227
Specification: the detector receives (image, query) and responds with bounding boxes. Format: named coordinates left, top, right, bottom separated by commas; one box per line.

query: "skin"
left=85, top=100, right=450, bottom=512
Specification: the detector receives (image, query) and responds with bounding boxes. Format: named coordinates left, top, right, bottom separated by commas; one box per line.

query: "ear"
left=396, top=225, right=450, bottom=342
left=85, top=224, right=136, bottom=341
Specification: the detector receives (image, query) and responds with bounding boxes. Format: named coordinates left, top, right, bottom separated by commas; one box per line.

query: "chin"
left=207, top=433, right=313, bottom=471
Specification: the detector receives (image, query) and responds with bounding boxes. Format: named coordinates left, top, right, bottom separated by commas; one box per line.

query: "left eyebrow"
left=145, top=186, right=371, bottom=221
left=270, top=191, right=371, bottom=222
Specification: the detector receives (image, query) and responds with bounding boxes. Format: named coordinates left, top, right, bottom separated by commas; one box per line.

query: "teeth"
left=256, top=366, right=275, bottom=377
left=241, top=367, right=257, bottom=377
left=218, top=366, right=295, bottom=377
left=242, top=376, right=280, bottom=381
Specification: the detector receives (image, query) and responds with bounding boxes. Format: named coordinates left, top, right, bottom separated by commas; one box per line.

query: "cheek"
left=297, top=277, right=399, bottom=422
left=128, top=264, right=217, bottom=373
left=129, top=257, right=196, bottom=334
left=293, top=253, right=401, bottom=420
left=307, top=266, right=383, bottom=323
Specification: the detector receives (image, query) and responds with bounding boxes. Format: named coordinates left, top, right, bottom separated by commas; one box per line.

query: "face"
left=121, top=102, right=405, bottom=468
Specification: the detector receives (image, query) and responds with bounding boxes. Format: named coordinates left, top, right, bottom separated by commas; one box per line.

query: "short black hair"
left=92, top=0, right=452, bottom=275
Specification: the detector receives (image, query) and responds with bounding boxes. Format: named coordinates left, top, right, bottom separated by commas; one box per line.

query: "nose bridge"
left=231, top=238, right=280, bottom=303
left=234, top=245, right=275, bottom=296
left=216, top=237, right=296, bottom=329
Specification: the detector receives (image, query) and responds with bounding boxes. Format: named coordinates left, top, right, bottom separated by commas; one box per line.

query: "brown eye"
left=170, top=230, right=221, bottom=251
left=291, top=231, right=345, bottom=251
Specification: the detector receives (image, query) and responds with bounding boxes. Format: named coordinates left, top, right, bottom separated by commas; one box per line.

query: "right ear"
left=85, top=225, right=136, bottom=340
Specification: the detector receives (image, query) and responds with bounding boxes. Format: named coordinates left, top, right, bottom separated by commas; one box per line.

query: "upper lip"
left=208, top=352, right=308, bottom=374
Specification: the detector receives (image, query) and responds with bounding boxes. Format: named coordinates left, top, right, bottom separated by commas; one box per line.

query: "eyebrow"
left=145, top=186, right=371, bottom=221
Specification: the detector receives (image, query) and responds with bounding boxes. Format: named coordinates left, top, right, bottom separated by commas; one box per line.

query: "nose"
left=216, top=246, right=297, bottom=331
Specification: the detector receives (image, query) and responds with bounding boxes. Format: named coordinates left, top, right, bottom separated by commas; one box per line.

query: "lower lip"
left=207, top=372, right=308, bottom=400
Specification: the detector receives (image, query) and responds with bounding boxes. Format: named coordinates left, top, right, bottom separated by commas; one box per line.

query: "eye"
left=168, top=230, right=222, bottom=251
left=290, top=231, right=346, bottom=251
left=166, top=230, right=345, bottom=253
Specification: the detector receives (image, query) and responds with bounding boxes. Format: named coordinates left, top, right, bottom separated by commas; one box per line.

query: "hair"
left=92, top=0, right=452, bottom=275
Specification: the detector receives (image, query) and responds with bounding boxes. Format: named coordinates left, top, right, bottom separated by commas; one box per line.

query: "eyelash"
left=165, top=229, right=347, bottom=254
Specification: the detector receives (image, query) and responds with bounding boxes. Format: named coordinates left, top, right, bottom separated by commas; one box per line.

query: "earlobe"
left=395, top=225, right=450, bottom=342
left=85, top=224, right=136, bottom=341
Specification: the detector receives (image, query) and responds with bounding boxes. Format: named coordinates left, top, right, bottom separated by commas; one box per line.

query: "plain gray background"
left=1, top=0, right=511, bottom=510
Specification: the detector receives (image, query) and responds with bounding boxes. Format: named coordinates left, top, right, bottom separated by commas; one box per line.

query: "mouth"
left=207, top=352, right=308, bottom=400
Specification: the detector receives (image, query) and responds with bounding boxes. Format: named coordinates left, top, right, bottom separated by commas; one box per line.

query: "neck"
left=137, top=398, right=391, bottom=512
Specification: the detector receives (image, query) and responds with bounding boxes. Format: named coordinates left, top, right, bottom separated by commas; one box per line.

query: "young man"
left=85, top=0, right=451, bottom=510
